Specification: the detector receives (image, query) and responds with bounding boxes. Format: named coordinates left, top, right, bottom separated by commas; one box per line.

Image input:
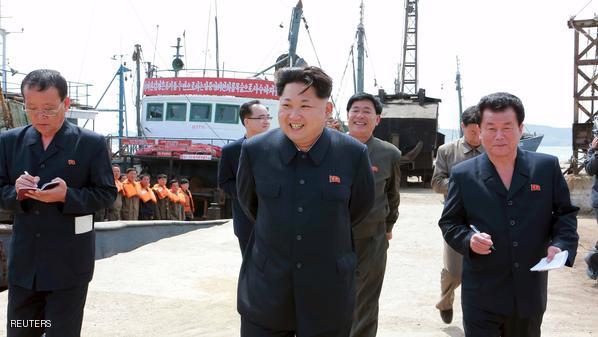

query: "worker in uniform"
left=152, top=173, right=170, bottom=220
left=431, top=106, right=483, bottom=324
left=138, top=173, right=157, bottom=220
left=237, top=66, right=375, bottom=337
left=218, top=99, right=271, bottom=253
left=180, top=178, right=195, bottom=221
left=346, top=93, right=401, bottom=337
left=120, top=167, right=140, bottom=220
left=168, top=179, right=182, bottom=221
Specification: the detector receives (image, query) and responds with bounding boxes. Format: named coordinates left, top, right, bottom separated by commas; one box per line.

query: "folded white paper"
left=530, top=250, right=568, bottom=272
left=75, top=214, right=93, bottom=235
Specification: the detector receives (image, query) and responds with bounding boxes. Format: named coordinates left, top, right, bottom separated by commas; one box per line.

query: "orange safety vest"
left=122, top=180, right=141, bottom=199
left=153, top=184, right=170, bottom=200
left=139, top=186, right=157, bottom=203
left=114, top=179, right=123, bottom=193
left=168, top=189, right=181, bottom=203
left=182, top=189, right=194, bottom=213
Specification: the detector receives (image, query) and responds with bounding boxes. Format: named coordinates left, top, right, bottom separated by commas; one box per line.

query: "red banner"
left=143, top=77, right=278, bottom=100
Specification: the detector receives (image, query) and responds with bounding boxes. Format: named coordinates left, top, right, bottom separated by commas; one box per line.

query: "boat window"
left=146, top=103, right=164, bottom=121
left=190, top=103, right=212, bottom=122
left=166, top=103, right=187, bottom=121
left=215, top=104, right=240, bottom=124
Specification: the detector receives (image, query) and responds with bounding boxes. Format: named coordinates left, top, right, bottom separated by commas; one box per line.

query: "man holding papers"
left=438, top=92, right=579, bottom=337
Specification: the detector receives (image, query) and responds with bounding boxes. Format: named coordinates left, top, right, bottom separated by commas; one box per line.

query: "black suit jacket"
left=236, top=128, right=375, bottom=335
left=0, top=122, right=117, bottom=291
left=439, top=149, right=579, bottom=317
left=217, top=137, right=253, bottom=240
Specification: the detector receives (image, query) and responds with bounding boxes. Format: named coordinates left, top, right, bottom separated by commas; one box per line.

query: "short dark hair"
left=111, top=164, right=120, bottom=168
left=169, top=179, right=179, bottom=187
left=346, top=93, right=383, bottom=115
left=275, top=66, right=332, bottom=99
left=139, top=173, right=150, bottom=180
left=239, top=100, right=261, bottom=126
left=180, top=178, right=189, bottom=184
left=157, top=174, right=167, bottom=180
left=125, top=167, right=137, bottom=174
left=477, top=92, right=525, bottom=125
left=21, top=69, right=68, bottom=101
left=461, top=106, right=479, bottom=126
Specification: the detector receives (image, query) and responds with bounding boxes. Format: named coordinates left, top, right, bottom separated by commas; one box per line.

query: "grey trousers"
left=350, top=232, right=389, bottom=337
left=436, top=241, right=462, bottom=311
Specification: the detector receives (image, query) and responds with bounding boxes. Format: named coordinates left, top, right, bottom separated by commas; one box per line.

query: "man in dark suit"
left=217, top=100, right=271, bottom=253
left=0, top=69, right=117, bottom=337
left=439, top=92, right=579, bottom=337
left=236, top=66, right=375, bottom=337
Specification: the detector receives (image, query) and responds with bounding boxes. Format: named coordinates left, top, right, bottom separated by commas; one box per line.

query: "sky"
left=2, top=0, right=597, bottom=135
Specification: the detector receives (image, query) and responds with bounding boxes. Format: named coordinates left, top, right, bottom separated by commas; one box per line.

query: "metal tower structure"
left=568, top=18, right=598, bottom=169
left=400, top=0, right=418, bottom=94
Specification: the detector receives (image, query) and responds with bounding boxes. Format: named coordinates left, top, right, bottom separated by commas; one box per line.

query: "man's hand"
left=546, top=245, right=562, bottom=263
left=592, top=137, right=598, bottom=150
left=470, top=232, right=494, bottom=255
left=26, top=178, right=67, bottom=203
left=386, top=232, right=393, bottom=241
left=15, top=172, right=39, bottom=193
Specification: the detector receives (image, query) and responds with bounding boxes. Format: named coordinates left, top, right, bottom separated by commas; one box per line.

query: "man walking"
left=237, top=66, right=375, bottom=337
left=346, top=93, right=401, bottom=337
left=439, top=92, right=579, bottom=337
left=431, top=106, right=483, bottom=324
left=218, top=99, right=271, bottom=253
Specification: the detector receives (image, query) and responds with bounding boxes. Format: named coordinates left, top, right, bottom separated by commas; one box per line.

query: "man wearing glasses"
left=0, top=69, right=116, bottom=336
left=218, top=99, right=271, bottom=253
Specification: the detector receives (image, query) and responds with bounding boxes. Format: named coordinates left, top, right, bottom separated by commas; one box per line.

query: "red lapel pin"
left=329, top=175, right=341, bottom=183
left=68, top=159, right=76, bottom=166
left=372, top=166, right=379, bottom=173
left=530, top=184, right=541, bottom=191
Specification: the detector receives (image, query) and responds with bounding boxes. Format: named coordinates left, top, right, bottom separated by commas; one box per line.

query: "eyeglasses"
left=246, top=115, right=273, bottom=121
left=25, top=102, right=64, bottom=117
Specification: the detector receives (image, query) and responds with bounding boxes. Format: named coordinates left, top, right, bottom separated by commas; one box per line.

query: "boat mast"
left=288, top=0, right=303, bottom=67
left=356, top=0, right=365, bottom=93
left=455, top=56, right=463, bottom=137
left=133, top=44, right=143, bottom=137
left=400, top=0, right=418, bottom=94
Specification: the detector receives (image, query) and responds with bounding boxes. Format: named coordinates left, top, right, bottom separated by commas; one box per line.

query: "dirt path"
left=0, top=188, right=595, bottom=336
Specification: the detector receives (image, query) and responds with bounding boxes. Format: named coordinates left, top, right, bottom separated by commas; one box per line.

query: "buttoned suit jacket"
left=0, top=122, right=117, bottom=291
left=439, top=148, right=579, bottom=317
left=217, top=137, right=253, bottom=241
left=236, top=128, right=375, bottom=335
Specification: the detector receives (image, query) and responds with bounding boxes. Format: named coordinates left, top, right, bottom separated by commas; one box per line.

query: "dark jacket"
left=217, top=137, right=253, bottom=240
left=0, top=122, right=117, bottom=291
left=236, top=128, right=375, bottom=335
left=439, top=149, right=579, bottom=317
left=585, top=148, right=598, bottom=209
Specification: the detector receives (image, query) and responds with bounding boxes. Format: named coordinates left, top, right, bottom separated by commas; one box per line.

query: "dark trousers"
left=238, top=237, right=249, bottom=255
left=462, top=304, right=543, bottom=337
left=350, top=232, right=389, bottom=337
left=241, top=316, right=351, bottom=337
left=7, top=283, right=89, bottom=337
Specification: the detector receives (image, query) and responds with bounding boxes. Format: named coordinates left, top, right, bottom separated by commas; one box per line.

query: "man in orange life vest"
left=138, top=173, right=157, bottom=220
left=168, top=179, right=183, bottom=221
left=106, top=164, right=124, bottom=221
left=180, top=178, right=195, bottom=220
left=153, top=173, right=170, bottom=220
left=121, top=167, right=141, bottom=220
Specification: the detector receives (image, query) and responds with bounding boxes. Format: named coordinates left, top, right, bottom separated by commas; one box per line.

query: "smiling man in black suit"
left=236, top=66, right=375, bottom=337
left=439, top=92, right=579, bottom=337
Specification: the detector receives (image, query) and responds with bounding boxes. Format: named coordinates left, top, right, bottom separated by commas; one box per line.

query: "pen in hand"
left=470, top=224, right=496, bottom=251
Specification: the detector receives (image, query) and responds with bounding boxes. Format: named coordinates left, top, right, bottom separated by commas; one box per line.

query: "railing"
left=106, top=135, right=236, bottom=161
